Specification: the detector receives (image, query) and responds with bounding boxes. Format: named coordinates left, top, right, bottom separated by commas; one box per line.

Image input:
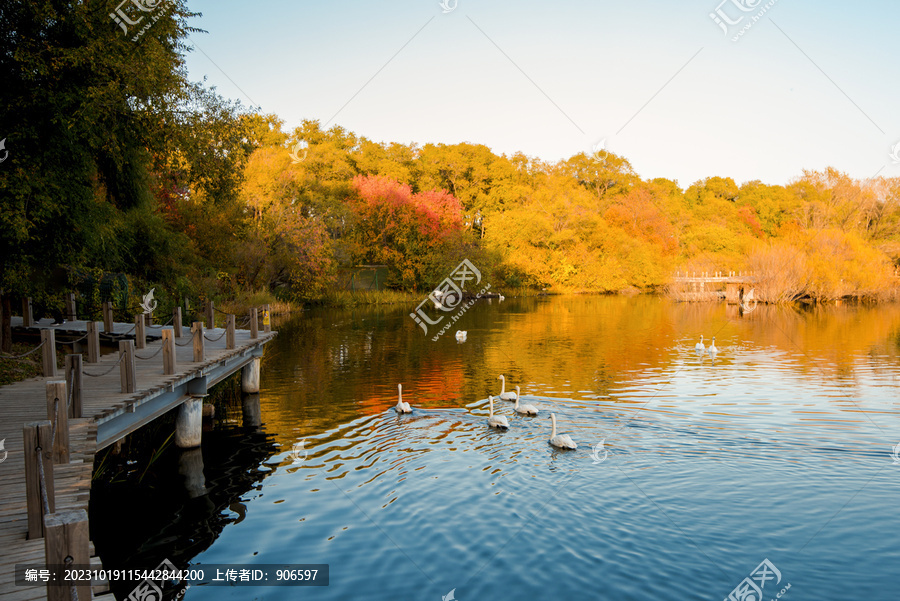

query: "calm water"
left=91, top=295, right=900, bottom=600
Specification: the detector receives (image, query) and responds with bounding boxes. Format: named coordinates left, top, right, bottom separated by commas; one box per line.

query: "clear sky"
left=181, top=0, right=900, bottom=188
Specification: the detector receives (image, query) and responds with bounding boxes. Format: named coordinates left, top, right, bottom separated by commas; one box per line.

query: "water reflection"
left=91, top=296, right=900, bottom=601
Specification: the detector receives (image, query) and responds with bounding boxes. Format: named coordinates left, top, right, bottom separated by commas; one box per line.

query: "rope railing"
left=175, top=336, right=195, bottom=347
left=65, top=556, right=79, bottom=601
left=0, top=339, right=46, bottom=360
left=203, top=329, right=227, bottom=342
left=56, top=331, right=90, bottom=346
left=135, top=343, right=164, bottom=360
left=66, top=364, right=75, bottom=410
left=101, top=322, right=137, bottom=337
left=147, top=313, right=176, bottom=328
left=83, top=353, right=125, bottom=377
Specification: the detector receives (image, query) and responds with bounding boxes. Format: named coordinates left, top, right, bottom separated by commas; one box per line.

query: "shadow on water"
left=89, top=389, right=277, bottom=600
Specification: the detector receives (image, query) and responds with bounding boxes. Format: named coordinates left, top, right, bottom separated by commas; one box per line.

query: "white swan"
left=497, top=375, right=517, bottom=401
left=708, top=336, right=718, bottom=353
left=499, top=294, right=505, bottom=301
left=434, top=299, right=444, bottom=309
left=487, top=396, right=509, bottom=429
left=549, top=413, right=576, bottom=449
left=695, top=335, right=705, bottom=351
left=394, top=383, right=412, bottom=414
left=513, top=386, right=538, bottom=416
left=455, top=330, right=467, bottom=342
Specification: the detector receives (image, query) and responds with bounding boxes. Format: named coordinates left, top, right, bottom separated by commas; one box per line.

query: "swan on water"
left=497, top=375, right=517, bottom=401
left=487, top=396, right=509, bottom=429
left=513, top=386, right=539, bottom=416
left=695, top=335, right=705, bottom=351
left=708, top=336, right=718, bottom=353
left=549, top=413, right=576, bottom=449
left=395, top=383, right=412, bottom=414
left=455, top=330, right=467, bottom=342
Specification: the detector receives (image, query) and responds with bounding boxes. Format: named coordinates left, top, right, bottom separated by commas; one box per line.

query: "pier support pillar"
left=242, top=357, right=261, bottom=393
left=175, top=395, right=205, bottom=449
left=178, top=448, right=207, bottom=498
left=242, top=393, right=261, bottom=428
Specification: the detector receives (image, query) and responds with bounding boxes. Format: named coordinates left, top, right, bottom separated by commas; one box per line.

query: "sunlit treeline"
left=227, top=118, right=900, bottom=302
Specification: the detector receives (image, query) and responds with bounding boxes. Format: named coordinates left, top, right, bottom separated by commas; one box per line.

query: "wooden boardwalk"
left=0, top=321, right=276, bottom=600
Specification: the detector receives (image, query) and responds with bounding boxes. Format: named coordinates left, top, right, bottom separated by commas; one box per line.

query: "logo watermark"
left=891, top=442, right=900, bottom=464
left=710, top=0, right=780, bottom=41
left=590, top=138, right=610, bottom=162
left=110, top=0, right=170, bottom=42
left=127, top=558, right=180, bottom=601
left=439, top=0, right=458, bottom=13
left=289, top=140, right=308, bottom=163
left=0, top=439, right=6, bottom=464
left=288, top=440, right=307, bottom=464
left=590, top=439, right=608, bottom=464
left=725, top=558, right=790, bottom=601
left=410, top=259, right=491, bottom=340
left=890, top=141, right=900, bottom=164
left=140, top=288, right=158, bottom=315
left=0, top=138, right=8, bottom=163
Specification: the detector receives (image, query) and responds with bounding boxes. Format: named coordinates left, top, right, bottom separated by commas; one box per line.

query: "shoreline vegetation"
left=2, top=3, right=900, bottom=353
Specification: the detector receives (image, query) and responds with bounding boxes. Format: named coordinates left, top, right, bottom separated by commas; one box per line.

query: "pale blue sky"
left=182, top=0, right=900, bottom=187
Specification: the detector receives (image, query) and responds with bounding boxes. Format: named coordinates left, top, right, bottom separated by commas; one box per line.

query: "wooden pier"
left=671, top=271, right=756, bottom=303
left=0, top=308, right=276, bottom=600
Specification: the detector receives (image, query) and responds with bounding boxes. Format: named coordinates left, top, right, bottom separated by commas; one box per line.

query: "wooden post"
left=40, top=329, right=57, bottom=377
left=86, top=321, right=100, bottom=363
left=206, top=301, right=215, bottom=330
left=134, top=314, right=146, bottom=349
left=65, top=354, right=83, bottom=419
left=192, top=321, right=204, bottom=362
left=102, top=301, right=114, bottom=333
left=23, top=421, right=54, bottom=539
left=173, top=306, right=183, bottom=338
left=226, top=314, right=235, bottom=349
left=119, top=339, right=135, bottom=393
left=250, top=308, right=258, bottom=339
left=45, top=380, right=69, bottom=464
left=264, top=304, right=271, bottom=333
left=162, top=329, right=176, bottom=375
left=22, top=297, right=34, bottom=327
left=65, top=293, right=76, bottom=321
left=44, top=509, right=91, bottom=601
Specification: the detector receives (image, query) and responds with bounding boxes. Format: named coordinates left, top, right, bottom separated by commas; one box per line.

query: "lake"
left=90, top=295, right=900, bottom=600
